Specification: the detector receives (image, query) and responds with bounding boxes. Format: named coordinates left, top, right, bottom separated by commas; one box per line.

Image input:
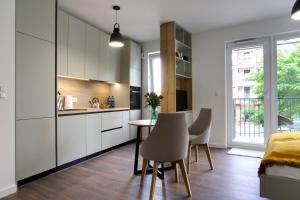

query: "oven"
left=130, top=86, right=141, bottom=110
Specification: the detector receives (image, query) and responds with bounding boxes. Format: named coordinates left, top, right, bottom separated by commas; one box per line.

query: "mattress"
left=265, top=165, right=300, bottom=180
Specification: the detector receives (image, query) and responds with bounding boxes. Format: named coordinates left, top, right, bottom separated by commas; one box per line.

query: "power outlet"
left=72, top=97, right=77, bottom=103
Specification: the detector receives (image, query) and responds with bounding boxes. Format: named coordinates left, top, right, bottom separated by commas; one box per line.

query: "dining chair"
left=187, top=108, right=213, bottom=174
left=140, top=112, right=192, bottom=200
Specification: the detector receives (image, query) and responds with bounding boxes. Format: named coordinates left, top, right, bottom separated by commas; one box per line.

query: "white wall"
left=192, top=15, right=300, bottom=148
left=0, top=0, right=16, bottom=198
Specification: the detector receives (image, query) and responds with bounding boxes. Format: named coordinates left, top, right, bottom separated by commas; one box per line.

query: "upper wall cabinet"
left=98, top=31, right=110, bottom=82
left=85, top=24, right=100, bottom=80
left=16, top=0, right=55, bottom=42
left=57, top=10, right=121, bottom=83
left=98, top=31, right=120, bottom=83
left=120, top=41, right=141, bottom=87
left=68, top=16, right=86, bottom=78
left=109, top=48, right=121, bottom=83
left=57, top=10, right=68, bottom=76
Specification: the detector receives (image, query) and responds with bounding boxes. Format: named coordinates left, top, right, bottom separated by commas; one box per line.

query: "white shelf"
left=176, top=73, right=192, bottom=79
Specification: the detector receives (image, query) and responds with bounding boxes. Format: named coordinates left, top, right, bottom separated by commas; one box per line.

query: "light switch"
left=0, top=85, right=8, bottom=100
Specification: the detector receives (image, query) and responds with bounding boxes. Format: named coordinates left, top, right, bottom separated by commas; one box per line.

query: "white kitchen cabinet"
left=109, top=47, right=120, bottom=83
left=16, top=0, right=55, bottom=42
left=129, top=41, right=141, bottom=87
left=120, top=40, right=141, bottom=87
left=57, top=10, right=68, bottom=76
left=86, top=113, right=102, bottom=155
left=130, top=41, right=142, bottom=70
left=98, top=31, right=120, bottom=83
left=130, top=68, right=141, bottom=87
left=57, top=115, right=86, bottom=166
left=101, top=112, right=123, bottom=131
left=85, top=24, right=100, bottom=80
left=129, top=110, right=141, bottom=139
left=16, top=33, right=55, bottom=120
left=122, top=111, right=130, bottom=142
left=98, top=31, right=110, bottom=82
left=16, top=118, right=56, bottom=181
left=102, top=128, right=123, bottom=150
left=68, top=15, right=85, bottom=78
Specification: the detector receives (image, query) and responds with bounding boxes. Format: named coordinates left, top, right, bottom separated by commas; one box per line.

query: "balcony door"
left=275, top=33, right=300, bottom=133
left=227, top=38, right=271, bottom=149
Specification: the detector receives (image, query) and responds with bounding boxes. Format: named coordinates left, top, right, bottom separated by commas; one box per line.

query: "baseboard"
left=0, top=184, right=17, bottom=198
left=209, top=143, right=227, bottom=149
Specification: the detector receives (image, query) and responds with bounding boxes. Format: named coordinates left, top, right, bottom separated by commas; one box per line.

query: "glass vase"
left=150, top=107, right=158, bottom=123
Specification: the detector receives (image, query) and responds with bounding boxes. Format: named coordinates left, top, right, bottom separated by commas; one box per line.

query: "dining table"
left=128, top=119, right=174, bottom=179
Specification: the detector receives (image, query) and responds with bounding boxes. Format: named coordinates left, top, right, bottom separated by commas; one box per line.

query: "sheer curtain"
left=148, top=52, right=161, bottom=95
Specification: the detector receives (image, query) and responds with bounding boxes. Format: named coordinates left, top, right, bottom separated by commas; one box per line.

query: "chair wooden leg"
left=149, top=161, right=159, bottom=200
left=174, top=162, right=179, bottom=182
left=195, top=145, right=199, bottom=162
left=203, top=144, right=214, bottom=170
left=178, top=160, right=192, bottom=197
left=140, top=159, right=148, bottom=186
left=187, top=143, right=191, bottom=174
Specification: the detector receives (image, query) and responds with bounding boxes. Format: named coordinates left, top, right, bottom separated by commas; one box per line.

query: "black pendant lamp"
left=109, top=5, right=124, bottom=47
left=291, top=0, right=300, bottom=20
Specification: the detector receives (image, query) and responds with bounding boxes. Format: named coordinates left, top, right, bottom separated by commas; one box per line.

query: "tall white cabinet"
left=16, top=0, right=56, bottom=181
left=120, top=41, right=142, bottom=139
left=57, top=10, right=68, bottom=76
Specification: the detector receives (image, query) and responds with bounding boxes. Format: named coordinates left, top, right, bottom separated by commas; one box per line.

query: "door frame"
left=226, top=37, right=271, bottom=150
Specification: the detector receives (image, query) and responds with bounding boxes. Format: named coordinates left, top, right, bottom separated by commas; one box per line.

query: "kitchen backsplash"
left=57, top=76, right=111, bottom=108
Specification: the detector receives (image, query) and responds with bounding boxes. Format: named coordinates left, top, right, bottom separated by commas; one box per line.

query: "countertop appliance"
left=130, top=86, right=141, bottom=110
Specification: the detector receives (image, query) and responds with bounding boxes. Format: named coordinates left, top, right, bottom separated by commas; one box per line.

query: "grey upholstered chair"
left=140, top=112, right=192, bottom=200
left=187, top=108, right=213, bottom=174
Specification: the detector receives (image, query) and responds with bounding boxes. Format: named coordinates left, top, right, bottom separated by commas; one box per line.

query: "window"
left=148, top=52, right=161, bottom=95
left=244, top=69, right=250, bottom=74
left=244, top=87, right=251, bottom=98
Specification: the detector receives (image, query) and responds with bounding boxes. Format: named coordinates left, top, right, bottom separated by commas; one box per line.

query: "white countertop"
left=58, top=107, right=130, bottom=116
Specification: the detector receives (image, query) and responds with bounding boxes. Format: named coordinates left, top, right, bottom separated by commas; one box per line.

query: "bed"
left=259, top=132, right=300, bottom=200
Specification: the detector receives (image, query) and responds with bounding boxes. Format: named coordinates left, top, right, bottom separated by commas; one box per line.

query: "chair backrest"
left=189, top=108, right=212, bottom=137
left=140, top=112, right=189, bottom=162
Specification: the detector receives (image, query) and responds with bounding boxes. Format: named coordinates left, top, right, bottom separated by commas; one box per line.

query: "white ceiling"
left=59, top=0, right=296, bottom=43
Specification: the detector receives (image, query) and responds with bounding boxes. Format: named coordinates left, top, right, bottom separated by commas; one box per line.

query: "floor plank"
left=2, top=144, right=266, bottom=200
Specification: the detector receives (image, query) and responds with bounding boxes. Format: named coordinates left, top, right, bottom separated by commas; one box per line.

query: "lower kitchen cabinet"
left=86, top=113, right=102, bottom=155
left=57, top=115, right=86, bottom=166
left=122, top=111, right=130, bottom=142
left=129, top=110, right=141, bottom=140
left=102, top=128, right=123, bottom=150
left=101, top=111, right=123, bottom=131
left=16, top=117, right=56, bottom=181
left=57, top=110, right=130, bottom=166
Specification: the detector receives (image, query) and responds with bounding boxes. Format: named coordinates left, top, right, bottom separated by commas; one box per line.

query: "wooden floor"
left=3, top=144, right=266, bottom=200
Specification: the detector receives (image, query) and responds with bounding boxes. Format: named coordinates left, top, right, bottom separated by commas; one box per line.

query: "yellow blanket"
left=259, top=132, right=300, bottom=175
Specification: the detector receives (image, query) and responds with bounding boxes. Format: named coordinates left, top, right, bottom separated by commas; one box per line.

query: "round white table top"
left=128, top=119, right=156, bottom=127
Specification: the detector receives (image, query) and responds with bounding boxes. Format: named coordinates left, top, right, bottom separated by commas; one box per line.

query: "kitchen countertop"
left=58, top=107, right=130, bottom=116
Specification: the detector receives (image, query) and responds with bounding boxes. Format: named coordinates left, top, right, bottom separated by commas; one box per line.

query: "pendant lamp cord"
left=115, top=10, right=118, bottom=24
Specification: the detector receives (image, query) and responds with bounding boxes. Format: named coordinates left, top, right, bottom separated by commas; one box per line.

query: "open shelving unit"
left=160, top=21, right=193, bottom=112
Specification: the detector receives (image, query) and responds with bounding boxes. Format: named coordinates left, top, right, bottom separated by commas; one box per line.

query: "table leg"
left=134, top=126, right=141, bottom=175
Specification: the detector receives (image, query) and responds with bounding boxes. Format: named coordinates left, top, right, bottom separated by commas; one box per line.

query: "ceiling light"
left=291, top=0, right=300, bottom=20
left=109, top=5, right=124, bottom=47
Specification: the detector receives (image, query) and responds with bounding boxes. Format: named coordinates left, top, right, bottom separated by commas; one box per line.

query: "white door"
left=227, top=38, right=271, bottom=150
